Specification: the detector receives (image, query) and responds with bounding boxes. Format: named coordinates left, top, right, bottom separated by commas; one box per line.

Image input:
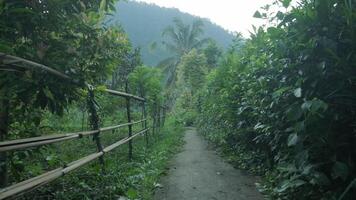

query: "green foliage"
left=0, top=0, right=137, bottom=189
left=0, top=0, right=129, bottom=114
left=197, top=0, right=356, bottom=199
left=20, top=116, right=184, bottom=200
left=178, top=49, right=208, bottom=93
left=174, top=91, right=198, bottom=126
left=129, top=66, right=164, bottom=118
left=111, top=48, right=143, bottom=91
left=129, top=66, right=163, bottom=99
left=157, top=18, right=210, bottom=88
left=173, top=49, right=209, bottom=125
left=0, top=0, right=174, bottom=198
left=203, top=40, right=223, bottom=69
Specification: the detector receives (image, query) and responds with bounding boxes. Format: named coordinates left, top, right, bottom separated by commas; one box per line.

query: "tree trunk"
left=157, top=105, right=161, bottom=131
left=125, top=81, right=133, bottom=160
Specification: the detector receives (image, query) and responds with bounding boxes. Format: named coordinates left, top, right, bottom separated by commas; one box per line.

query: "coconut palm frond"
left=158, top=18, right=209, bottom=89
left=157, top=57, right=177, bottom=73
left=162, top=26, right=180, bottom=44
left=192, top=38, right=212, bottom=49
left=163, top=43, right=181, bottom=54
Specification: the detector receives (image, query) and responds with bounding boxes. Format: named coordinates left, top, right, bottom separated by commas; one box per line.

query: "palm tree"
left=158, top=18, right=210, bottom=87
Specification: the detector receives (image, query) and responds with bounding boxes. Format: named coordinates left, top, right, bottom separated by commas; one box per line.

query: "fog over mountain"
left=109, top=1, right=234, bottom=66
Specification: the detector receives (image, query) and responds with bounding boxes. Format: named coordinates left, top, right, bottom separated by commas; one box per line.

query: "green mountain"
left=109, top=0, right=234, bottom=66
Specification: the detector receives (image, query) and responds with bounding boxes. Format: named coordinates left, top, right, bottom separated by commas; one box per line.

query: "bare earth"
left=154, top=128, right=264, bottom=200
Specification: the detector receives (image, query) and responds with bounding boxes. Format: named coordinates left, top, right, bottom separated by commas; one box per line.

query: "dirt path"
left=154, top=128, right=264, bottom=200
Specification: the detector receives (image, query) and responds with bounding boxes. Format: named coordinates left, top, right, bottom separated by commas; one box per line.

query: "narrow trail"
left=154, top=128, right=264, bottom=200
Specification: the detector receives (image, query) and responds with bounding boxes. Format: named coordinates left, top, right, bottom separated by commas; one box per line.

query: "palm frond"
left=192, top=38, right=212, bottom=49
left=162, top=26, right=180, bottom=44
left=164, top=43, right=181, bottom=55
left=157, top=57, right=177, bottom=69
left=187, top=20, right=203, bottom=44
left=158, top=18, right=211, bottom=88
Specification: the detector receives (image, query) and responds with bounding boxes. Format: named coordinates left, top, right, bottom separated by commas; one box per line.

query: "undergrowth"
left=19, top=117, right=184, bottom=200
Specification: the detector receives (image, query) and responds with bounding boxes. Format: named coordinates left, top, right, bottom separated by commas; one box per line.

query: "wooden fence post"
left=152, top=101, right=156, bottom=136
left=157, top=105, right=161, bottom=132
left=140, top=102, right=144, bottom=133
left=125, top=82, right=133, bottom=160
left=162, top=106, right=166, bottom=127
left=143, top=102, right=148, bottom=147
left=87, top=86, right=104, bottom=169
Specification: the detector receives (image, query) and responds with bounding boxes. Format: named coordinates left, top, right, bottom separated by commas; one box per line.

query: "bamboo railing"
left=0, top=53, right=166, bottom=199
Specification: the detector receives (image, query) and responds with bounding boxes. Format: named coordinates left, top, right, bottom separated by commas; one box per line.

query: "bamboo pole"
left=103, top=129, right=149, bottom=153
left=0, top=53, right=71, bottom=80
left=105, top=89, right=145, bottom=102
left=87, top=87, right=104, bottom=168
left=0, top=129, right=149, bottom=200
left=0, top=120, right=147, bottom=153
left=142, top=102, right=149, bottom=147
left=125, top=82, right=133, bottom=160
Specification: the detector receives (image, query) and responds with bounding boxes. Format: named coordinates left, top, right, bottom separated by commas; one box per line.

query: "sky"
left=134, top=0, right=275, bottom=37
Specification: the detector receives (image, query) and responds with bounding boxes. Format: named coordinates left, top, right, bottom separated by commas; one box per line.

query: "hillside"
left=109, top=0, right=234, bottom=66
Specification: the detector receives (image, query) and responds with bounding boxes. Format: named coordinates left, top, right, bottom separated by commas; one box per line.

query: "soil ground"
left=154, top=127, right=264, bottom=200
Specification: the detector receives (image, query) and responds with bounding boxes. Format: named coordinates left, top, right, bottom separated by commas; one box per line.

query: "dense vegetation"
left=110, top=0, right=233, bottom=66
left=194, top=0, right=356, bottom=199
left=1, top=0, right=356, bottom=199
left=0, top=0, right=184, bottom=199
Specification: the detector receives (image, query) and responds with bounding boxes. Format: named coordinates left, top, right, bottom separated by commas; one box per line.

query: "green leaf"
left=253, top=11, right=263, bottom=18
left=312, top=172, right=331, bottom=186
left=293, top=179, right=306, bottom=187
left=276, top=11, right=285, bottom=20
left=302, top=164, right=314, bottom=175
left=267, top=27, right=280, bottom=37
left=332, top=161, right=349, bottom=181
left=254, top=122, right=266, bottom=130
left=286, top=105, right=303, bottom=121
left=272, top=86, right=289, bottom=99
left=275, top=178, right=305, bottom=193
left=127, top=188, right=138, bottom=199
left=294, top=121, right=305, bottom=132
left=278, top=164, right=297, bottom=173
left=276, top=180, right=291, bottom=192
left=7, top=8, right=35, bottom=15
left=302, top=99, right=328, bottom=113
left=0, top=42, right=13, bottom=53
left=293, top=88, right=302, bottom=98
left=99, top=0, right=107, bottom=12
left=295, top=150, right=309, bottom=168
left=280, top=0, right=292, bottom=8
left=310, top=99, right=328, bottom=113
left=301, top=101, right=312, bottom=111
left=43, top=88, right=54, bottom=101
left=287, top=133, right=298, bottom=146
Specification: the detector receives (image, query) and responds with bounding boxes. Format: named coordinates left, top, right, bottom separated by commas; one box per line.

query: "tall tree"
left=0, top=0, right=130, bottom=187
left=111, top=47, right=142, bottom=90
left=179, top=49, right=207, bottom=93
left=203, top=40, right=222, bottom=70
left=158, top=18, right=210, bottom=87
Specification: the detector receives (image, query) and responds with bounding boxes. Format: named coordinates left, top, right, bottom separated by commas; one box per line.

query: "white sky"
left=134, top=0, right=275, bottom=37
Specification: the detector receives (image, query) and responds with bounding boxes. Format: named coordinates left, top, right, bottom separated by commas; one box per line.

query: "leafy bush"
left=197, top=0, right=356, bottom=199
